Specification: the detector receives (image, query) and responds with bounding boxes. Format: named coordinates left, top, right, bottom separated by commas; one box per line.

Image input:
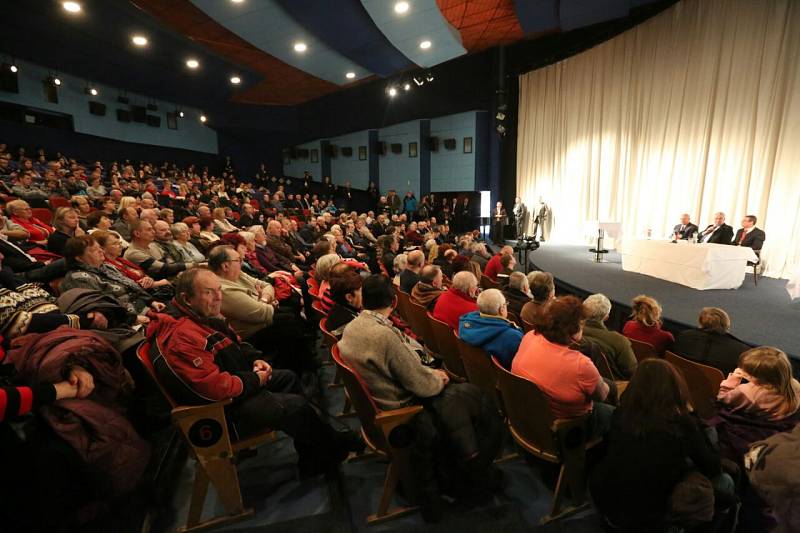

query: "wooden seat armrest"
left=171, top=399, right=232, bottom=422
left=374, top=405, right=424, bottom=432
left=551, top=414, right=590, bottom=434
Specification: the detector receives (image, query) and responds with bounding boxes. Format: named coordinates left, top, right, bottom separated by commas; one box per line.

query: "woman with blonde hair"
left=622, top=295, right=674, bottom=354
left=425, top=238, right=438, bottom=263
left=47, top=207, right=84, bottom=256
left=212, top=207, right=237, bottom=234
left=118, top=196, right=139, bottom=211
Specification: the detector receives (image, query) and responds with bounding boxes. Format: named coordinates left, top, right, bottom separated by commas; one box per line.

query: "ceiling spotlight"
left=186, top=59, right=199, bottom=69
left=230, top=76, right=241, bottom=84
left=403, top=83, right=411, bottom=91
left=425, top=72, right=434, bottom=82
left=179, top=111, right=184, bottom=118
left=9, top=64, right=18, bottom=73
left=495, top=112, right=505, bottom=121
left=394, top=1, right=409, bottom=14
left=419, top=40, right=432, bottom=50
left=345, top=71, right=356, bottom=80
left=231, top=0, right=245, bottom=3
left=293, top=42, right=307, bottom=53
left=496, top=124, right=506, bottom=136
left=200, top=114, right=207, bottom=123
left=85, top=87, right=98, bottom=96
left=62, top=2, right=81, bottom=13
left=132, top=35, right=148, bottom=47
left=53, top=77, right=62, bottom=86
left=413, top=76, right=424, bottom=86
left=387, top=87, right=398, bottom=98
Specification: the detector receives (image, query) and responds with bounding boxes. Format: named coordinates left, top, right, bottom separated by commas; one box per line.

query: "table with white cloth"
left=620, top=240, right=758, bottom=290
left=788, top=264, right=800, bottom=301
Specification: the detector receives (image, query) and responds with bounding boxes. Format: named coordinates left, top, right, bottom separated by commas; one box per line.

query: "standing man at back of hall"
left=733, top=215, right=765, bottom=251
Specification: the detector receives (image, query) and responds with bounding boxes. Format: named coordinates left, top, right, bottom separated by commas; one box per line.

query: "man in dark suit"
left=733, top=215, right=765, bottom=251
left=672, top=214, right=699, bottom=240
left=698, top=212, right=734, bottom=244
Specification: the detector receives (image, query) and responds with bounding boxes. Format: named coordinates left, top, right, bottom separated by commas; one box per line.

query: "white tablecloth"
left=788, top=264, right=800, bottom=300
left=620, top=240, right=758, bottom=290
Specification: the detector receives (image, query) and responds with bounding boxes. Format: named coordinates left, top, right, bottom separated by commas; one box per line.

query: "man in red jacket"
left=483, top=245, right=514, bottom=281
left=432, top=271, right=479, bottom=330
left=147, top=267, right=361, bottom=477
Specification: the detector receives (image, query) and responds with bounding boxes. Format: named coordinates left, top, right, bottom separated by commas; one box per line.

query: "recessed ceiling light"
left=293, top=42, right=307, bottom=53
left=403, top=83, right=411, bottom=91
left=90, top=88, right=98, bottom=96
left=200, top=115, right=207, bottom=123
left=231, top=0, right=244, bottom=3
left=63, top=2, right=81, bottom=13
left=419, top=40, right=432, bottom=50
left=53, top=77, right=62, bottom=86
left=394, top=2, right=409, bottom=14
left=230, top=76, right=241, bottom=84
left=179, top=111, right=184, bottom=118
left=9, top=65, right=18, bottom=73
left=345, top=72, right=356, bottom=80
left=132, top=35, right=148, bottom=47
left=186, top=59, right=199, bottom=69
left=387, top=87, right=397, bottom=97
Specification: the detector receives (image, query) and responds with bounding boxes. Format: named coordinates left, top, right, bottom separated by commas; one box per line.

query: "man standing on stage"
left=532, top=199, right=550, bottom=241
left=512, top=197, right=526, bottom=238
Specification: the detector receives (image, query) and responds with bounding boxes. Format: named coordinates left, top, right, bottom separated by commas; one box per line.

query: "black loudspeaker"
left=298, top=148, right=309, bottom=159
left=327, top=144, right=338, bottom=158
left=147, top=103, right=158, bottom=111
left=391, top=143, right=402, bottom=154
left=43, top=82, right=58, bottom=104
left=428, top=136, right=439, bottom=152
left=117, top=95, right=129, bottom=104
left=376, top=141, right=387, bottom=155
left=0, top=67, right=19, bottom=93
left=146, top=115, right=161, bottom=127
left=443, top=138, right=456, bottom=150
left=116, top=109, right=131, bottom=122
left=88, top=101, right=106, bottom=116
left=131, top=105, right=146, bottom=123
left=341, top=146, right=353, bottom=157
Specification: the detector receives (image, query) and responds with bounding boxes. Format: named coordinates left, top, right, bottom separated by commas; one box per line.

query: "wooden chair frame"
left=665, top=350, right=725, bottom=419
left=480, top=274, right=501, bottom=290
left=404, top=298, right=435, bottom=347
left=628, top=337, right=661, bottom=362
left=331, top=345, right=422, bottom=524
left=521, top=318, right=536, bottom=333
left=136, top=341, right=276, bottom=532
left=319, top=318, right=354, bottom=417
left=394, top=290, right=411, bottom=321
left=426, top=312, right=467, bottom=380
left=492, top=357, right=601, bottom=524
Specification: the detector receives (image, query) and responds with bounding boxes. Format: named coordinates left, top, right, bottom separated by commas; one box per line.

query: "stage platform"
left=523, top=244, right=800, bottom=360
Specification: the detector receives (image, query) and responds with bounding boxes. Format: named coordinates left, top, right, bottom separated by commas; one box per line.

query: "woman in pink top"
left=717, top=346, right=800, bottom=421
left=622, top=295, right=674, bottom=354
left=512, top=296, right=613, bottom=435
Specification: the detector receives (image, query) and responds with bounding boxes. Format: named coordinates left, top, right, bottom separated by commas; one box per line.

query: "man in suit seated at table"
left=733, top=215, right=765, bottom=251
left=672, top=214, right=699, bottom=241
left=698, top=212, right=734, bottom=244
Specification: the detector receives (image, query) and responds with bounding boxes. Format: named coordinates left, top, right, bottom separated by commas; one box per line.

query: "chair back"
left=664, top=351, right=725, bottom=419
left=394, top=290, right=411, bottom=321
left=522, top=318, right=536, bottom=333
left=136, top=340, right=178, bottom=409
left=49, top=197, right=70, bottom=209
left=481, top=274, right=500, bottom=290
left=378, top=261, right=391, bottom=278
left=319, top=317, right=338, bottom=348
left=405, top=298, right=434, bottom=345
left=492, top=356, right=558, bottom=461
left=507, top=311, right=522, bottom=328
left=427, top=312, right=467, bottom=379
left=31, top=207, right=53, bottom=225
left=456, top=338, right=501, bottom=408
left=628, top=337, right=660, bottom=362
left=331, top=345, right=390, bottom=453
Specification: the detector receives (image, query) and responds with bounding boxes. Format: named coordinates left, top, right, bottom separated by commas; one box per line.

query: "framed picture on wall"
left=409, top=142, right=418, bottom=158
left=463, top=137, right=473, bottom=154
left=310, top=148, right=319, bottom=163
left=358, top=146, right=367, bottom=160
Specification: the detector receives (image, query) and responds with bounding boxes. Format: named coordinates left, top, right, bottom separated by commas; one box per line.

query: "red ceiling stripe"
left=436, top=0, right=526, bottom=52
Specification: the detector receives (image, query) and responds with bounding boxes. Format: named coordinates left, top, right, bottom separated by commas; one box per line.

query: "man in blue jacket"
left=458, top=289, right=524, bottom=368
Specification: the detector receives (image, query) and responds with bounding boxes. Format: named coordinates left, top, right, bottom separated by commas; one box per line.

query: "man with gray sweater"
left=339, top=275, right=504, bottom=522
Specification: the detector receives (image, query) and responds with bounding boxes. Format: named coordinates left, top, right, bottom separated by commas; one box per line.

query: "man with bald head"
left=411, top=264, right=445, bottom=310
left=399, top=249, right=425, bottom=293
left=484, top=245, right=515, bottom=281
left=698, top=212, right=734, bottom=244
left=672, top=213, right=698, bottom=241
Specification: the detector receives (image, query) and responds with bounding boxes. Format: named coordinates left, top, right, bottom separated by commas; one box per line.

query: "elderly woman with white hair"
left=458, top=288, right=524, bottom=368
left=582, top=293, right=637, bottom=379
left=170, top=222, right=206, bottom=263
left=392, top=253, right=408, bottom=287
left=502, top=271, right=532, bottom=317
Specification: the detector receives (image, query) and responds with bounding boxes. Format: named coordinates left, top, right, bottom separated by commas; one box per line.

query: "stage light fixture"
left=200, top=114, right=207, bottom=123
left=186, top=58, right=199, bottom=69
left=387, top=87, right=398, bottom=98
left=425, top=72, right=434, bottom=82
left=132, top=35, right=148, bottom=47
left=230, top=76, right=241, bottom=84
left=496, top=112, right=505, bottom=121
left=53, top=77, right=62, bottom=86
left=9, top=64, right=18, bottom=73
left=413, top=76, right=424, bottom=86
left=293, top=42, right=307, bottom=53
left=179, top=110, right=184, bottom=118
left=419, top=40, right=432, bottom=50
left=84, top=86, right=98, bottom=96
left=63, top=2, right=81, bottom=13
left=345, top=72, right=356, bottom=79
left=403, top=83, right=411, bottom=91
left=496, top=124, right=506, bottom=136
left=394, top=2, right=409, bottom=14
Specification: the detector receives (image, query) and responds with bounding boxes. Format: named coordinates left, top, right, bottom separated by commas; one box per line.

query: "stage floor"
left=526, top=244, right=800, bottom=359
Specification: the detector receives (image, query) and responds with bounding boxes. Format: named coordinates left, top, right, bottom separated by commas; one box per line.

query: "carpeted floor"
left=525, top=243, right=799, bottom=359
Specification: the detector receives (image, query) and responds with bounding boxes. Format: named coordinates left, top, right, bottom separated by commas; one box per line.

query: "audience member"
left=432, top=271, right=479, bottom=330
left=47, top=207, right=84, bottom=256
left=325, top=268, right=363, bottom=337
left=458, top=289, right=523, bottom=368
left=622, top=295, right=675, bottom=354
left=502, top=271, right=532, bottom=317
left=582, top=293, right=637, bottom=380
left=520, top=271, right=555, bottom=327
left=411, top=264, right=445, bottom=310
left=400, top=249, right=424, bottom=293
left=484, top=245, right=514, bottom=281
left=673, top=307, right=750, bottom=374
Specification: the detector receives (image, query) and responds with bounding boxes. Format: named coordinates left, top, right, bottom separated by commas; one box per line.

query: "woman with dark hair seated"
left=590, top=358, right=733, bottom=530
left=511, top=295, right=613, bottom=436
left=325, top=268, right=363, bottom=337
left=673, top=307, right=750, bottom=375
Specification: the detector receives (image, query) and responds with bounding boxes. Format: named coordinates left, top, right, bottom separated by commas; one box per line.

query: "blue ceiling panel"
left=361, top=0, right=466, bottom=69
left=560, top=0, right=631, bottom=31
left=275, top=0, right=414, bottom=78
left=191, top=0, right=372, bottom=85
left=514, top=0, right=560, bottom=34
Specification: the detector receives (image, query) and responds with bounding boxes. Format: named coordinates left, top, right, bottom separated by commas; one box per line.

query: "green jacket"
left=583, top=319, right=637, bottom=379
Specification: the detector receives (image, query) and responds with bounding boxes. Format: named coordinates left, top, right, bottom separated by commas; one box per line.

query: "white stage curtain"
left=516, top=0, right=800, bottom=279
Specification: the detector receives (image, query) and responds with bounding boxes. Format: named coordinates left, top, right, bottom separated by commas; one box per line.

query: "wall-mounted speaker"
left=376, top=141, right=387, bottom=155
left=146, top=103, right=158, bottom=111
left=146, top=114, right=161, bottom=127
left=88, top=101, right=106, bottom=116
left=443, top=138, right=456, bottom=150
left=341, top=146, right=353, bottom=157
left=428, top=136, right=439, bottom=152
left=116, top=109, right=131, bottom=122
left=391, top=143, right=402, bottom=154
left=327, top=144, right=338, bottom=158
left=298, top=148, right=310, bottom=159
left=0, top=66, right=19, bottom=93
left=131, top=105, right=146, bottom=123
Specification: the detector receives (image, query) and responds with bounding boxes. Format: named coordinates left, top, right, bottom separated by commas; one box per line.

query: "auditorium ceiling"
left=1, top=0, right=665, bottom=111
